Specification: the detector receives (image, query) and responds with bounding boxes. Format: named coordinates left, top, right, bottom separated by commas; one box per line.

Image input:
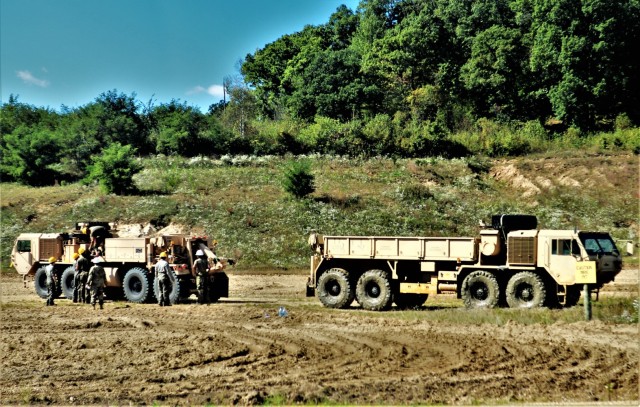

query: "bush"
left=281, top=160, right=315, bottom=198
left=85, top=142, right=142, bottom=195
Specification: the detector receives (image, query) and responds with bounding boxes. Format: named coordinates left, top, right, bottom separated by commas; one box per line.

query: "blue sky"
left=1, top=0, right=359, bottom=112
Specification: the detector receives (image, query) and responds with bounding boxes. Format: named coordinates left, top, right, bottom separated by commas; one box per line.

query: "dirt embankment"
left=0, top=272, right=638, bottom=406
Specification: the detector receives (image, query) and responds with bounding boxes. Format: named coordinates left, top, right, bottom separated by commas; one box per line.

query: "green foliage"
left=85, top=143, right=142, bottom=195
left=281, top=160, right=315, bottom=198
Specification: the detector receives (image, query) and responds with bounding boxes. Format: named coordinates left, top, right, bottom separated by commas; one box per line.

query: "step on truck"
left=306, top=215, right=622, bottom=310
left=11, top=222, right=230, bottom=304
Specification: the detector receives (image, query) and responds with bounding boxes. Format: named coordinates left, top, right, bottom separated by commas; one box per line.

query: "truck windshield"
left=579, top=233, right=619, bottom=255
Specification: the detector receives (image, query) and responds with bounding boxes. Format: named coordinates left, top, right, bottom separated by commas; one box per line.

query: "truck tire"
left=317, top=268, right=354, bottom=309
left=356, top=269, right=393, bottom=311
left=461, top=270, right=499, bottom=309
left=33, top=266, right=49, bottom=299
left=60, top=266, right=76, bottom=300
left=209, top=272, right=229, bottom=303
left=122, top=267, right=152, bottom=303
left=394, top=293, right=428, bottom=309
left=153, top=270, right=180, bottom=305
left=506, top=272, right=546, bottom=309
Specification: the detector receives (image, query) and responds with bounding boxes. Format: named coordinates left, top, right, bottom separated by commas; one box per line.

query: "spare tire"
left=60, top=266, right=76, bottom=300
left=122, top=267, right=152, bottom=303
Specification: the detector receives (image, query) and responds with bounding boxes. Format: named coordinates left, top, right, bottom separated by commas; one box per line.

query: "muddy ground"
left=0, top=269, right=638, bottom=406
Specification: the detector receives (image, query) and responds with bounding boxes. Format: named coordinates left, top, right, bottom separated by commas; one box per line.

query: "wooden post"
left=583, top=284, right=592, bottom=321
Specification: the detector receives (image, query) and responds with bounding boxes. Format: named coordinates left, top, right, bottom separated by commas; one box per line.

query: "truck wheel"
left=394, top=293, right=428, bottom=309
left=317, top=268, right=354, bottom=309
left=60, top=266, right=76, bottom=300
left=506, top=272, right=546, bottom=309
left=356, top=269, right=393, bottom=311
left=33, top=267, right=49, bottom=299
left=461, top=270, right=499, bottom=309
left=122, top=267, right=151, bottom=303
left=153, top=270, right=180, bottom=305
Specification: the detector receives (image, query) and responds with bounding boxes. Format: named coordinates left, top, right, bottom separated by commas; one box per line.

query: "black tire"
left=461, top=270, right=500, bottom=309
left=60, top=266, right=76, bottom=300
left=122, top=267, right=152, bottom=303
left=209, top=272, right=229, bottom=303
left=356, top=269, right=393, bottom=311
left=394, top=293, right=429, bottom=309
left=153, top=270, right=180, bottom=305
left=178, top=276, right=194, bottom=302
left=317, top=268, right=355, bottom=309
left=33, top=266, right=49, bottom=299
left=505, top=271, right=546, bottom=309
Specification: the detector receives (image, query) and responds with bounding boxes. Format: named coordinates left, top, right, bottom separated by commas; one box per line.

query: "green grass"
left=1, top=152, right=637, bottom=271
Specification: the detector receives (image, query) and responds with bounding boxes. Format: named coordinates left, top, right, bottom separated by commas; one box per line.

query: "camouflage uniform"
left=194, top=257, right=209, bottom=304
left=87, top=263, right=107, bottom=309
left=45, top=263, right=57, bottom=306
left=155, top=258, right=172, bottom=306
left=75, top=254, right=91, bottom=304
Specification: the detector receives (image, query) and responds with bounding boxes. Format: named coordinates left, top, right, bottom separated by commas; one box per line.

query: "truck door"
left=548, top=238, right=581, bottom=284
left=12, top=238, right=35, bottom=275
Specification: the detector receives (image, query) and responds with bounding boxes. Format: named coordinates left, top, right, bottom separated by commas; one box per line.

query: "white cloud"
left=17, top=70, right=49, bottom=87
left=187, top=84, right=225, bottom=99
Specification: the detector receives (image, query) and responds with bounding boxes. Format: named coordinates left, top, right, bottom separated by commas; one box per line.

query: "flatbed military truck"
left=11, top=222, right=230, bottom=304
left=306, top=215, right=622, bottom=310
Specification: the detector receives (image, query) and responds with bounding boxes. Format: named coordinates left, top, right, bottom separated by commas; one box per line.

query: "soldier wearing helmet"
left=87, top=257, right=107, bottom=310
left=193, top=249, right=209, bottom=304
left=74, top=247, right=91, bottom=304
left=155, top=252, right=172, bottom=306
left=45, top=257, right=58, bottom=306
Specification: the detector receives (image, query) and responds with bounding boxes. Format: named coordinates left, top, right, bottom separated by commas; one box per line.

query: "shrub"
left=281, top=160, right=315, bottom=198
left=85, top=142, right=142, bottom=195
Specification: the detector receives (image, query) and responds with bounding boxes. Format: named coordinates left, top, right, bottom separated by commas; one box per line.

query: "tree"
left=85, top=142, right=142, bottom=195
left=282, top=160, right=315, bottom=198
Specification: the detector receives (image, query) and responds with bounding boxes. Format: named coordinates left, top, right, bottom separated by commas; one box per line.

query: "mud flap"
left=211, top=272, right=229, bottom=298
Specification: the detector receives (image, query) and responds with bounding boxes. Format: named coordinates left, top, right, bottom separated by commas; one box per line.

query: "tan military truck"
left=11, top=222, right=230, bottom=304
left=306, top=215, right=622, bottom=310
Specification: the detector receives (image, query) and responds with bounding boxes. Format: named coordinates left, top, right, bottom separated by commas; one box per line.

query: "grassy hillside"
left=1, top=152, right=637, bottom=271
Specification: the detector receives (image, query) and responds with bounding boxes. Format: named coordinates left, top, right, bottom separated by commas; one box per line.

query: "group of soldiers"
left=44, top=247, right=106, bottom=309
left=154, top=249, right=214, bottom=306
left=44, top=245, right=214, bottom=308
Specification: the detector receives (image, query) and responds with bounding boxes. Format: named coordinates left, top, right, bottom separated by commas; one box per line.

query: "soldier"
left=82, top=225, right=108, bottom=252
left=71, top=252, right=80, bottom=303
left=193, top=249, right=209, bottom=304
left=155, top=252, right=172, bottom=306
left=75, top=248, right=91, bottom=304
left=45, top=257, right=58, bottom=306
left=87, top=257, right=107, bottom=310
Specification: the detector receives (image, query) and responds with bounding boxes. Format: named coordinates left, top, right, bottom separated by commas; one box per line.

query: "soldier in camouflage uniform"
left=155, top=252, right=172, bottom=306
left=87, top=257, right=107, bottom=310
left=75, top=248, right=91, bottom=304
left=45, top=257, right=58, bottom=306
left=193, top=249, right=209, bottom=304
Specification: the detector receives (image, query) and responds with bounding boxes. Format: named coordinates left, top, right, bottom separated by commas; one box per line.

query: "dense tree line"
left=1, top=0, right=638, bottom=188
left=243, top=0, right=639, bottom=129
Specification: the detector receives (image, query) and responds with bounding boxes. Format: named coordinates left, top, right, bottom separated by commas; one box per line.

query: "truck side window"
left=552, top=239, right=572, bottom=255
left=571, top=240, right=581, bottom=255
left=17, top=240, right=31, bottom=252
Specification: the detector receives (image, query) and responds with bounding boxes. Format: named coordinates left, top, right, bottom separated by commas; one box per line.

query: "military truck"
left=11, top=222, right=230, bottom=304
left=306, top=215, right=622, bottom=310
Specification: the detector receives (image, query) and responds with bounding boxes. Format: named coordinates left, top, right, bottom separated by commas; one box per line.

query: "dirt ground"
left=0, top=269, right=638, bottom=406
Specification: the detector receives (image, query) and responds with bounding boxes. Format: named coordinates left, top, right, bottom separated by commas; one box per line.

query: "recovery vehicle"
left=11, top=222, right=230, bottom=304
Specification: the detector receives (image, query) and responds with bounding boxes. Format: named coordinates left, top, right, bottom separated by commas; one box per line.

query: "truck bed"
left=323, top=235, right=478, bottom=261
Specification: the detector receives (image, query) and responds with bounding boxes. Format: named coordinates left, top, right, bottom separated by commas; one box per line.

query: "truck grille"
left=508, top=237, right=536, bottom=265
